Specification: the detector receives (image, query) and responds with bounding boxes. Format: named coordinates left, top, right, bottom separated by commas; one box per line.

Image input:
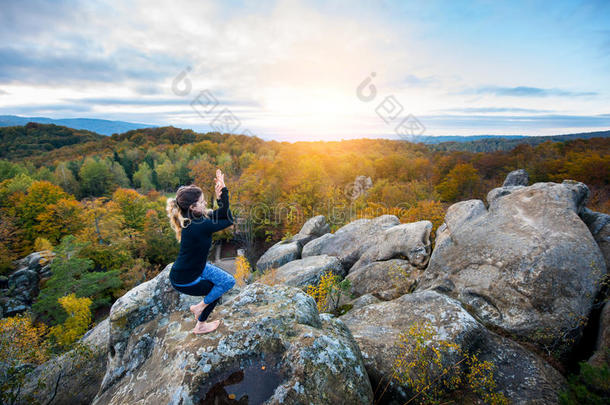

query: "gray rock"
left=2, top=250, right=55, bottom=318
left=256, top=239, right=304, bottom=272
left=346, top=259, right=420, bottom=299
left=20, top=318, right=110, bottom=405
left=302, top=215, right=401, bottom=269
left=418, top=181, right=607, bottom=356
left=340, top=290, right=564, bottom=404
left=347, top=175, right=373, bottom=200
left=299, top=214, right=331, bottom=237
left=350, top=221, right=432, bottom=272
left=486, top=185, right=526, bottom=206
left=580, top=208, right=610, bottom=271
left=93, top=282, right=373, bottom=405
left=502, top=169, right=529, bottom=187
left=348, top=293, right=382, bottom=310
left=11, top=250, right=55, bottom=274
left=273, top=255, right=344, bottom=288
left=589, top=302, right=610, bottom=368
left=476, top=331, right=566, bottom=405
left=256, top=216, right=331, bottom=272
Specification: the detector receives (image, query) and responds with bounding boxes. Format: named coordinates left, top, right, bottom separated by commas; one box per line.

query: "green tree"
left=133, top=161, right=155, bottom=192
left=79, top=156, right=114, bottom=197
left=32, top=235, right=121, bottom=325
left=155, top=159, right=179, bottom=191
left=0, top=159, right=28, bottom=182
left=53, top=161, right=79, bottom=195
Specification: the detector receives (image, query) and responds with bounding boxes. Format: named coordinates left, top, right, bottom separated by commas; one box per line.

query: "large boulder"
left=19, top=318, right=110, bottom=405
left=346, top=259, right=421, bottom=300
left=93, top=280, right=373, bottom=404
left=340, top=290, right=565, bottom=404
left=349, top=220, right=432, bottom=272
left=272, top=255, right=344, bottom=288
left=256, top=215, right=330, bottom=272
left=418, top=180, right=607, bottom=356
left=302, top=215, right=400, bottom=269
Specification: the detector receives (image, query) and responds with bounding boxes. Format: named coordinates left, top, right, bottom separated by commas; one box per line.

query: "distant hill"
left=0, top=123, right=105, bottom=160
left=426, top=130, right=610, bottom=152
left=416, top=134, right=527, bottom=144
left=0, top=115, right=155, bottom=136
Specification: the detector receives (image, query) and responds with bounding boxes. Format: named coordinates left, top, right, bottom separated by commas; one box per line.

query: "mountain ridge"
left=0, top=115, right=156, bottom=136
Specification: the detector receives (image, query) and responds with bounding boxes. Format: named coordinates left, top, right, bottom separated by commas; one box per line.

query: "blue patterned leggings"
left=170, top=262, right=236, bottom=322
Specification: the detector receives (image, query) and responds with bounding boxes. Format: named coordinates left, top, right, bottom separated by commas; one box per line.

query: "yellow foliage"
left=305, top=271, right=341, bottom=313
left=34, top=237, right=54, bottom=252
left=390, top=320, right=508, bottom=405
left=234, top=256, right=251, bottom=287
left=49, top=293, right=93, bottom=350
left=0, top=312, right=50, bottom=365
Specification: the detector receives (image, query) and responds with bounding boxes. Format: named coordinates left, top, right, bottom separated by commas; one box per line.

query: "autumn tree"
left=48, top=293, right=93, bottom=350
left=10, top=180, right=69, bottom=251
left=34, top=197, right=85, bottom=245
left=435, top=163, right=482, bottom=202
left=0, top=312, right=50, bottom=404
left=112, top=188, right=149, bottom=231
left=141, top=206, right=179, bottom=267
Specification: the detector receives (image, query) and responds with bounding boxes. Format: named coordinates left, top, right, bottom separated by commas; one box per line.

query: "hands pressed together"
left=214, top=169, right=226, bottom=200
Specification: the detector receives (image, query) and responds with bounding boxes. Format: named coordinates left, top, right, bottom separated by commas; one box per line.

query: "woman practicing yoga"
left=166, top=169, right=236, bottom=334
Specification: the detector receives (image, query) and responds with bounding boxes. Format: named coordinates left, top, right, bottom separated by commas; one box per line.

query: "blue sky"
left=0, top=0, right=609, bottom=140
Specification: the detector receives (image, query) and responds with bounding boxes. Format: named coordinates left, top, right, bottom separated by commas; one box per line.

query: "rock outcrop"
left=502, top=168, right=529, bottom=187
left=272, top=254, right=344, bottom=288
left=92, top=265, right=373, bottom=404
left=256, top=215, right=330, bottom=272
left=340, top=290, right=565, bottom=404
left=418, top=180, right=607, bottom=356
left=346, top=259, right=420, bottom=301
left=302, top=215, right=399, bottom=267
left=1, top=250, right=54, bottom=318
left=349, top=220, right=432, bottom=273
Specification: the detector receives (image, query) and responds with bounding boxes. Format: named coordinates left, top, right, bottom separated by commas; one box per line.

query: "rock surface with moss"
left=92, top=268, right=373, bottom=404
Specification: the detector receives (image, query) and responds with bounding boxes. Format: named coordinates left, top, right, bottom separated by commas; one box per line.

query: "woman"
left=166, top=169, right=236, bottom=334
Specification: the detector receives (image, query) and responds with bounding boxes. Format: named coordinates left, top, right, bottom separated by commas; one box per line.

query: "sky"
left=0, top=0, right=609, bottom=141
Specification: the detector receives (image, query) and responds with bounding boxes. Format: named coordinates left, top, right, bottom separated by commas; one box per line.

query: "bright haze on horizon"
left=0, top=0, right=609, bottom=141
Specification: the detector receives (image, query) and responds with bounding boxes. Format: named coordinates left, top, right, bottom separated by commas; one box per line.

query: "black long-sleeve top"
left=169, top=186, right=234, bottom=284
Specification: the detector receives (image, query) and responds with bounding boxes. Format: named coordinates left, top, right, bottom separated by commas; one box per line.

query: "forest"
left=0, top=123, right=608, bottom=362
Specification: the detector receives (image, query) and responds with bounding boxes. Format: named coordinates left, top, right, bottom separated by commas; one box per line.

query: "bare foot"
left=192, top=319, right=221, bottom=334
left=189, top=301, right=208, bottom=320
